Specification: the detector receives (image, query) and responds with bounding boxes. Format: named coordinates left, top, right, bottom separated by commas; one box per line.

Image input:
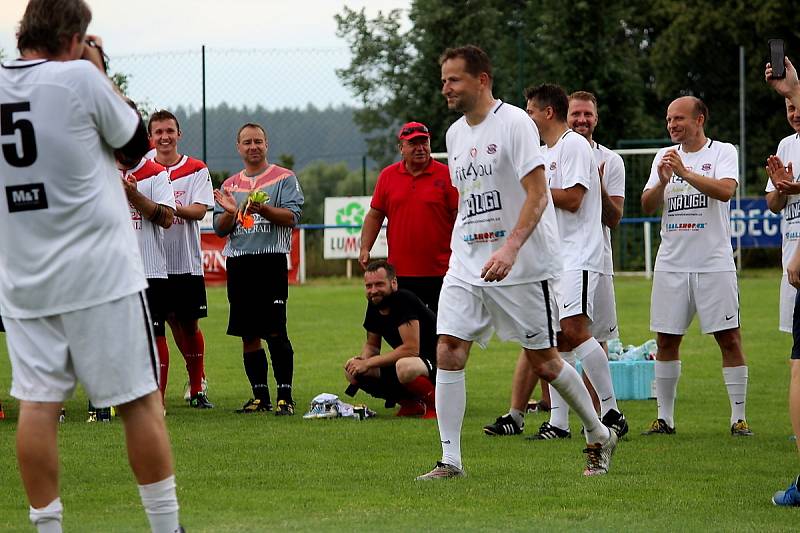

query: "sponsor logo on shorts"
left=725, top=314, right=735, bottom=320
left=666, top=222, right=707, bottom=232
left=609, top=325, right=617, bottom=333
left=525, top=332, right=539, bottom=339
left=463, top=230, right=506, bottom=244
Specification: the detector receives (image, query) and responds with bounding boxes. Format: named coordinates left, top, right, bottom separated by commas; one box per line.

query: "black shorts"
left=377, top=356, right=436, bottom=395
left=396, top=276, right=444, bottom=313
left=166, top=274, right=208, bottom=320
left=226, top=253, right=288, bottom=339
left=145, top=278, right=169, bottom=336
left=792, top=289, right=800, bottom=360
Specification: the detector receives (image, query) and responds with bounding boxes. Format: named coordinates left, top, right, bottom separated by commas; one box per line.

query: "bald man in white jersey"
left=0, top=1, right=182, bottom=531
left=641, top=96, right=752, bottom=437
left=416, top=45, right=617, bottom=480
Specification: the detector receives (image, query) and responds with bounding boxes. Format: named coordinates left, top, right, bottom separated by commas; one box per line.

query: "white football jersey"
left=122, top=159, right=176, bottom=279
left=446, top=100, right=562, bottom=285
left=765, top=133, right=800, bottom=272
left=544, top=130, right=604, bottom=273
left=644, top=139, right=738, bottom=272
left=154, top=155, right=214, bottom=275
left=0, top=59, right=145, bottom=318
left=593, top=141, right=626, bottom=275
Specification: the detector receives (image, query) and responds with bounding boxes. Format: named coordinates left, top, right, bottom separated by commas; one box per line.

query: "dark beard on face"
left=375, top=291, right=396, bottom=310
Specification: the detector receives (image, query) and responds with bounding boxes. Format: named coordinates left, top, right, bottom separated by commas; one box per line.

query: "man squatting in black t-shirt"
left=344, top=260, right=437, bottom=418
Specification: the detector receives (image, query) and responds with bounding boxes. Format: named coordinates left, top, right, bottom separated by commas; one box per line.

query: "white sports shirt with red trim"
left=122, top=158, right=176, bottom=279
left=154, top=155, right=214, bottom=275
left=0, top=58, right=145, bottom=318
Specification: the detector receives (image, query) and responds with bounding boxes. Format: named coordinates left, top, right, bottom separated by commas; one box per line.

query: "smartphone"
left=769, top=39, right=786, bottom=79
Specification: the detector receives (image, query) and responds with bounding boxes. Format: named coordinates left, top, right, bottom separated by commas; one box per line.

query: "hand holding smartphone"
left=769, top=39, right=786, bottom=79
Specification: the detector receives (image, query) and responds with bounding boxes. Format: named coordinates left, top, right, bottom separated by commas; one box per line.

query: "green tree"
left=336, top=0, right=658, bottom=161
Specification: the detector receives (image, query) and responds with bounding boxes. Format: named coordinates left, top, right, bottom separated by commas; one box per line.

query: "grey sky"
left=0, top=0, right=411, bottom=109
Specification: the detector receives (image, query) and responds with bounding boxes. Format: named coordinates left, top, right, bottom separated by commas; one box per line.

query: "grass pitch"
left=0, top=272, right=798, bottom=532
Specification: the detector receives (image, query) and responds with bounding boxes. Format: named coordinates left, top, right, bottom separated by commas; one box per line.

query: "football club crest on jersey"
left=470, top=147, right=477, bottom=158
left=549, top=162, right=557, bottom=171
left=701, top=163, right=712, bottom=171
left=487, top=144, right=497, bottom=154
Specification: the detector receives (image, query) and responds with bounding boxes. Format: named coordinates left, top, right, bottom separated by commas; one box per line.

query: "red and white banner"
left=201, top=229, right=300, bottom=285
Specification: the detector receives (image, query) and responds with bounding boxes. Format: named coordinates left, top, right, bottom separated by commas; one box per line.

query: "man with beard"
left=344, top=260, right=437, bottom=418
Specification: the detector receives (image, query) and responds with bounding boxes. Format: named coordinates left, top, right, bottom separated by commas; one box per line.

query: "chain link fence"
left=112, top=47, right=369, bottom=177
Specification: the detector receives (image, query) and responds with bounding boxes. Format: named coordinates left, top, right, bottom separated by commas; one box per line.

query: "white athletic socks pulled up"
left=574, top=337, right=619, bottom=417
left=655, top=360, right=681, bottom=427
left=550, top=362, right=609, bottom=443
left=547, top=352, right=574, bottom=430
left=723, top=365, right=748, bottom=425
left=138, top=475, right=180, bottom=533
left=29, top=497, right=63, bottom=533
left=436, top=369, right=466, bottom=470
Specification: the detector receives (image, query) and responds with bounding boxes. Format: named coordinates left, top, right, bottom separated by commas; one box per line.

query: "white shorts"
left=779, top=274, right=795, bottom=333
left=591, top=273, right=619, bottom=342
left=5, top=292, right=159, bottom=407
left=553, top=270, right=599, bottom=321
left=650, top=271, right=740, bottom=335
left=437, top=274, right=559, bottom=350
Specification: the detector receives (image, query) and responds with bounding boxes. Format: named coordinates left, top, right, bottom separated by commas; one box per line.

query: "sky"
left=0, top=0, right=412, bottom=109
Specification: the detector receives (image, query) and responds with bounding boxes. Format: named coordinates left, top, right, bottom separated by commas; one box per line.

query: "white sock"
left=574, top=337, right=618, bottom=416
left=436, top=369, right=466, bottom=470
left=550, top=362, right=609, bottom=444
left=547, top=352, right=574, bottom=430
left=723, top=365, right=748, bottom=425
left=29, top=497, right=63, bottom=533
left=508, top=408, right=524, bottom=428
left=655, top=360, right=681, bottom=427
left=138, top=475, right=180, bottom=533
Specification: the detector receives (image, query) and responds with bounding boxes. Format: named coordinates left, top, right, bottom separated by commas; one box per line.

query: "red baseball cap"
left=398, top=121, right=430, bottom=141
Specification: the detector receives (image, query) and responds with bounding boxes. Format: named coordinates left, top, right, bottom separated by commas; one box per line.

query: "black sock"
left=266, top=335, right=294, bottom=400
left=243, top=349, right=270, bottom=403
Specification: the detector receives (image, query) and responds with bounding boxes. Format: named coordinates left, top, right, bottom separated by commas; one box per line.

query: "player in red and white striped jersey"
left=148, top=110, right=215, bottom=409
left=118, top=153, right=181, bottom=407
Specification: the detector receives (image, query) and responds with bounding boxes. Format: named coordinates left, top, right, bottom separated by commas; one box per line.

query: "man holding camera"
left=0, top=1, right=182, bottom=531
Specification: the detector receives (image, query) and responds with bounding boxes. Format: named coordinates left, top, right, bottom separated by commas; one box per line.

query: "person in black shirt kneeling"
left=345, top=260, right=437, bottom=418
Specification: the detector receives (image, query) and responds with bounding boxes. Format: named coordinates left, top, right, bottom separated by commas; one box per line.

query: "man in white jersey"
left=766, top=56, right=800, bottom=507
left=641, top=96, right=752, bottom=437
left=487, top=84, right=626, bottom=441
left=416, top=45, right=617, bottom=480
left=117, top=147, right=184, bottom=409
left=0, top=1, right=182, bottom=532
left=568, top=90, right=626, bottom=412
left=148, top=110, right=215, bottom=408
left=483, top=89, right=627, bottom=439
left=765, top=96, right=800, bottom=336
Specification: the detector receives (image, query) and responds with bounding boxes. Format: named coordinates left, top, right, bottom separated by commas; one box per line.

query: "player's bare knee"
left=436, top=336, right=467, bottom=370
left=656, top=333, right=682, bottom=358
left=714, top=328, right=743, bottom=359
left=395, top=357, right=424, bottom=383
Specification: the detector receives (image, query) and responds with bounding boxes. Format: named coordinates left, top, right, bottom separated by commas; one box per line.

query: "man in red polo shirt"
left=359, top=122, right=458, bottom=312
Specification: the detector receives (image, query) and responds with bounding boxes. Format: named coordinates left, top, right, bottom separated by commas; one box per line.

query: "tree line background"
left=335, top=0, right=800, bottom=197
